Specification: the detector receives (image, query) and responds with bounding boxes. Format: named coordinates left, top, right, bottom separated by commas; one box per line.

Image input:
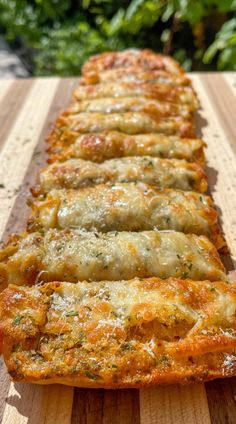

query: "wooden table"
left=0, top=73, right=236, bottom=424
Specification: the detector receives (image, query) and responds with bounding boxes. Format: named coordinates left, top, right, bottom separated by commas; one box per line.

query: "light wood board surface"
left=0, top=74, right=236, bottom=424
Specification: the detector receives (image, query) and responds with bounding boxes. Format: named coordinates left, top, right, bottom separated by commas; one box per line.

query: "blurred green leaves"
left=204, top=18, right=236, bottom=70
left=34, top=21, right=125, bottom=76
left=0, top=0, right=235, bottom=75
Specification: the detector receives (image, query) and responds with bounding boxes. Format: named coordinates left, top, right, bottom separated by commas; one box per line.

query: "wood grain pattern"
left=139, top=385, right=211, bottom=424
left=0, top=79, right=59, bottom=236
left=191, top=75, right=236, bottom=265
left=0, top=78, right=76, bottom=424
left=2, top=383, right=73, bottom=424
left=0, top=80, right=34, bottom=152
left=3, top=78, right=78, bottom=238
left=0, top=80, right=13, bottom=102
left=191, top=74, right=236, bottom=424
left=72, top=389, right=140, bottom=424
left=223, top=73, right=236, bottom=96
left=206, top=378, right=236, bottom=424
left=0, top=74, right=236, bottom=423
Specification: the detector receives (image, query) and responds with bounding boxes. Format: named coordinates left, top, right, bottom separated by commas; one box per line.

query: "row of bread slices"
left=0, top=49, right=236, bottom=388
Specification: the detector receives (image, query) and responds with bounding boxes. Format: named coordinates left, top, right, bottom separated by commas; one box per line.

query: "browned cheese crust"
left=73, top=83, right=198, bottom=110
left=0, top=229, right=226, bottom=291
left=32, top=157, right=208, bottom=196
left=47, top=131, right=205, bottom=164
left=1, top=278, right=236, bottom=387
left=79, top=67, right=191, bottom=86
left=27, top=184, right=226, bottom=252
left=55, top=111, right=195, bottom=138
left=65, top=97, right=194, bottom=119
left=82, top=49, right=185, bottom=75
left=1, top=49, right=231, bottom=389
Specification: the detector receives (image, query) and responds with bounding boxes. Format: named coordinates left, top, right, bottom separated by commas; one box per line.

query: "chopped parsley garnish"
left=85, top=371, right=100, bottom=380
left=95, top=252, right=103, bottom=258
left=186, top=262, right=193, bottom=271
left=65, top=311, right=79, bottom=317
left=120, top=342, right=133, bottom=351
left=158, top=355, right=171, bottom=366
left=12, top=315, right=23, bottom=326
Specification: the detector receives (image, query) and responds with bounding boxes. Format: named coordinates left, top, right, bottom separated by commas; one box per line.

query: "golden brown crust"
left=79, top=68, right=191, bottom=86
left=0, top=229, right=226, bottom=291
left=1, top=48, right=231, bottom=388
left=55, top=112, right=195, bottom=138
left=46, top=130, right=205, bottom=164
left=64, top=97, right=194, bottom=119
left=82, top=50, right=185, bottom=75
left=73, top=83, right=198, bottom=109
left=1, top=278, right=236, bottom=387
left=32, top=157, right=208, bottom=197
left=26, top=184, right=226, bottom=252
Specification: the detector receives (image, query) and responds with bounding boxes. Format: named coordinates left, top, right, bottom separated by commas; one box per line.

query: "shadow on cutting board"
left=5, top=383, right=73, bottom=424
left=5, top=383, right=140, bottom=424
left=196, top=107, right=235, bottom=273
left=195, top=108, right=207, bottom=139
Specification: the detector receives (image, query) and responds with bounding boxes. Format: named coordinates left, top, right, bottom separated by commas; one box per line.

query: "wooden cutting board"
left=0, top=73, right=236, bottom=424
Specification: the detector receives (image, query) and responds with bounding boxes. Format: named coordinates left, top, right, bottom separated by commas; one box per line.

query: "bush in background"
left=0, top=0, right=235, bottom=75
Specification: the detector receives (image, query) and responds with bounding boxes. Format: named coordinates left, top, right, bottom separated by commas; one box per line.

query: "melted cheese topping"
left=65, top=97, right=193, bottom=119
left=35, top=157, right=207, bottom=195
left=27, top=184, right=223, bottom=250
left=1, top=278, right=236, bottom=387
left=47, top=131, right=205, bottom=164
left=0, top=49, right=233, bottom=388
left=57, top=112, right=194, bottom=137
left=0, top=229, right=226, bottom=290
left=80, top=68, right=191, bottom=86
left=73, top=83, right=198, bottom=108
left=82, top=49, right=184, bottom=75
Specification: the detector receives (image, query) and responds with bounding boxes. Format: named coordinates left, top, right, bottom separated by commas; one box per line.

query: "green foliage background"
left=0, top=0, right=236, bottom=75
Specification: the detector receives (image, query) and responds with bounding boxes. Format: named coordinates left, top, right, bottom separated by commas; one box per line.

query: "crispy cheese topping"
left=0, top=229, right=226, bottom=290
left=27, top=184, right=225, bottom=251
left=1, top=278, right=236, bottom=387
left=47, top=131, right=205, bottom=164
left=82, top=49, right=185, bottom=75
left=33, top=157, right=207, bottom=196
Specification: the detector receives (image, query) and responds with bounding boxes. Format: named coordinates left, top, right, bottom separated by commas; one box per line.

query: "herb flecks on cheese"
left=33, top=156, right=207, bottom=196
left=0, top=229, right=226, bottom=290
left=27, top=184, right=224, bottom=251
left=1, top=278, right=236, bottom=387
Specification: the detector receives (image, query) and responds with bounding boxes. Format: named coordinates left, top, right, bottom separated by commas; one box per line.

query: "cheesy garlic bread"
left=82, top=49, right=185, bottom=75
left=33, top=157, right=207, bottom=196
left=0, top=229, right=226, bottom=291
left=1, top=49, right=232, bottom=389
left=27, top=184, right=225, bottom=251
left=56, top=112, right=194, bottom=137
left=47, top=131, right=205, bottom=164
left=1, top=277, right=236, bottom=387
left=65, top=97, right=194, bottom=119
left=80, top=68, right=191, bottom=86
left=73, top=83, right=198, bottom=108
